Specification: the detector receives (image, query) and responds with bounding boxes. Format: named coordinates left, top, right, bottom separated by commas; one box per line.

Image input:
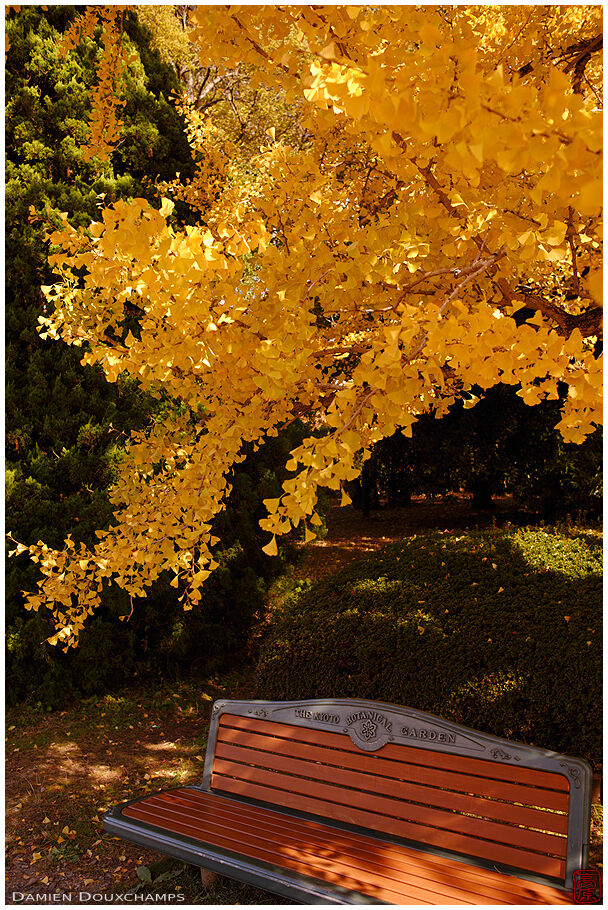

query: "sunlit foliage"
left=13, top=6, right=602, bottom=647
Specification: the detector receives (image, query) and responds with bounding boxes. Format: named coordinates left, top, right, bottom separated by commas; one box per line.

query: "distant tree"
left=373, top=386, right=602, bottom=519
left=504, top=395, right=602, bottom=521
left=138, top=4, right=312, bottom=160
left=135, top=5, right=197, bottom=81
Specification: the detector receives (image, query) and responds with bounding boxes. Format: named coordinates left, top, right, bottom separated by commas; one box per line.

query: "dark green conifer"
left=5, top=5, right=194, bottom=704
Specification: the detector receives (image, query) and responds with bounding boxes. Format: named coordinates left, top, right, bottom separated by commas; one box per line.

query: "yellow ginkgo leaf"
left=340, top=489, right=352, bottom=507
left=262, top=536, right=278, bottom=556
left=159, top=197, right=175, bottom=218
left=319, top=41, right=337, bottom=60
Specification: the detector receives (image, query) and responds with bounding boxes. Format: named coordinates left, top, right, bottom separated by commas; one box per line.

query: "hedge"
left=256, top=527, right=602, bottom=767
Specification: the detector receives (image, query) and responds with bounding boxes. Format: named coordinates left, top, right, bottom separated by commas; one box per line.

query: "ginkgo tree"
left=13, top=5, right=602, bottom=648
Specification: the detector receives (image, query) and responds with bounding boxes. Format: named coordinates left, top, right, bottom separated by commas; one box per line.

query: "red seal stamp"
left=573, top=869, right=602, bottom=904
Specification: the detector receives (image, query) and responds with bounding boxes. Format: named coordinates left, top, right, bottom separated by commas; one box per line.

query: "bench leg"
left=199, top=866, right=218, bottom=889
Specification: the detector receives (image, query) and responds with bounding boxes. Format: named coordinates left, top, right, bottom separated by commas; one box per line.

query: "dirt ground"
left=5, top=679, right=227, bottom=903
left=5, top=496, right=603, bottom=904
left=295, top=493, right=535, bottom=581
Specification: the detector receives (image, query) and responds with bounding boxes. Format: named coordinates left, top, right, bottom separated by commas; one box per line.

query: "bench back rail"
left=202, top=699, right=591, bottom=890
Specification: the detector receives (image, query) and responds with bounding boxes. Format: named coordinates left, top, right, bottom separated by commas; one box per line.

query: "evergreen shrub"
left=6, top=424, right=307, bottom=708
left=5, top=5, right=193, bottom=706
left=5, top=7, right=308, bottom=706
left=256, top=527, right=602, bottom=766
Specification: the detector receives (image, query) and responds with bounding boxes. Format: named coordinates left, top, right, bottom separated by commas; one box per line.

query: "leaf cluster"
left=14, top=5, right=603, bottom=647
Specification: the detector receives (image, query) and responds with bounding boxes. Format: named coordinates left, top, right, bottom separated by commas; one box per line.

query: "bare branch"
left=518, top=31, right=602, bottom=83
left=311, top=345, right=368, bottom=360
left=438, top=259, right=499, bottom=317
left=569, top=35, right=603, bottom=94
left=305, top=268, right=334, bottom=297
left=397, top=257, right=500, bottom=303
left=334, top=386, right=379, bottom=438
left=566, top=207, right=580, bottom=295
left=495, top=277, right=602, bottom=339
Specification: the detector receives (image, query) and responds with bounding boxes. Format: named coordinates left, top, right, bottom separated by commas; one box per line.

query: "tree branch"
left=566, top=33, right=603, bottom=94
left=518, top=31, right=602, bottom=83
left=566, top=207, right=580, bottom=295
left=495, top=277, right=602, bottom=339
left=397, top=257, right=501, bottom=303
left=311, top=345, right=368, bottom=360
left=230, top=15, right=290, bottom=73
left=334, top=386, right=379, bottom=437
left=404, top=148, right=602, bottom=341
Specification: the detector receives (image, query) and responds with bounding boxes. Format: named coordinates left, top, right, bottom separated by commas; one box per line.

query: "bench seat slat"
left=220, top=715, right=569, bottom=793
left=121, top=789, right=572, bottom=905
left=212, top=754, right=567, bottom=858
left=152, top=788, right=567, bottom=904
left=213, top=773, right=565, bottom=879
left=126, top=798, right=458, bottom=904
left=214, top=739, right=570, bottom=836
left=218, top=718, right=570, bottom=812
left=162, top=787, right=557, bottom=894
left=147, top=789, right=526, bottom=900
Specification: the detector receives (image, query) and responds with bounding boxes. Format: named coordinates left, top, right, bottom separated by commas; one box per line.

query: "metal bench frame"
left=103, top=697, right=593, bottom=904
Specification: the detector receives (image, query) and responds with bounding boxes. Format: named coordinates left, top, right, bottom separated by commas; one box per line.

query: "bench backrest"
left=202, top=699, right=591, bottom=889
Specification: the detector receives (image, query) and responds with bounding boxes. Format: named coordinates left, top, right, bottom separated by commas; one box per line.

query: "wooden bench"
left=103, top=698, right=592, bottom=904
